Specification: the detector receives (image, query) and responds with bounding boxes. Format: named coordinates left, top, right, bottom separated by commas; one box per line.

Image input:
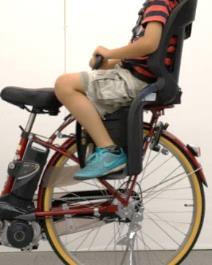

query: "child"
left=55, top=0, right=179, bottom=180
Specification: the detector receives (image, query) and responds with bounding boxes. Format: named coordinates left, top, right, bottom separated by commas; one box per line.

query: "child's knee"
left=55, top=74, right=73, bottom=99
left=55, top=73, right=85, bottom=101
left=55, top=74, right=67, bottom=92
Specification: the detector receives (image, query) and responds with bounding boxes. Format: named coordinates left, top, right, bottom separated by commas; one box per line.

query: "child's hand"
left=93, top=46, right=111, bottom=59
left=89, top=56, right=96, bottom=69
left=89, top=55, right=108, bottom=69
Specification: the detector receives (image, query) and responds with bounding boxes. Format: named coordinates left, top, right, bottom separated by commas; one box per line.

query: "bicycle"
left=0, top=0, right=207, bottom=264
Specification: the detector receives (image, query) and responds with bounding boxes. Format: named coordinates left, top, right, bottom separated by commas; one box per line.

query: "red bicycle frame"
left=1, top=107, right=207, bottom=220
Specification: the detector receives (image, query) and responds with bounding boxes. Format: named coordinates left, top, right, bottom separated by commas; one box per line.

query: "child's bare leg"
left=55, top=73, right=114, bottom=147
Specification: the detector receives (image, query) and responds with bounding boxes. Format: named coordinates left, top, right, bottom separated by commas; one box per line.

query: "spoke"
left=142, top=164, right=183, bottom=195
left=149, top=196, right=193, bottom=201
left=139, top=232, right=154, bottom=265
left=138, top=230, right=165, bottom=250
left=163, top=186, right=192, bottom=191
left=141, top=148, right=156, bottom=183
left=74, top=229, right=93, bottom=251
left=60, top=220, right=105, bottom=249
left=142, top=154, right=174, bottom=181
left=81, top=180, right=104, bottom=190
left=145, top=210, right=192, bottom=218
left=145, top=209, right=187, bottom=236
left=105, top=222, right=126, bottom=250
left=144, top=164, right=199, bottom=204
left=144, top=175, right=187, bottom=206
left=137, top=232, right=165, bottom=265
left=88, top=224, right=102, bottom=250
left=143, top=149, right=161, bottom=170
left=142, top=149, right=165, bottom=175
left=143, top=173, right=185, bottom=199
left=63, top=227, right=94, bottom=249
left=146, top=213, right=180, bottom=247
left=142, top=161, right=195, bottom=202
left=143, top=165, right=201, bottom=198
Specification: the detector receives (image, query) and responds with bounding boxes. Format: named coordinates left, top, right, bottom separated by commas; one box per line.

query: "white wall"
left=0, top=0, right=211, bottom=250
left=0, top=0, right=66, bottom=189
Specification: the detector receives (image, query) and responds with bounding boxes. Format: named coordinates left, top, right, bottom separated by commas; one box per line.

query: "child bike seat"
left=146, top=0, right=198, bottom=105
left=102, top=0, right=198, bottom=176
left=0, top=86, right=61, bottom=115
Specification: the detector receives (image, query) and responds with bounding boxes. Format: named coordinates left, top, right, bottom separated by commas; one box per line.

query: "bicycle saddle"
left=0, top=87, right=61, bottom=115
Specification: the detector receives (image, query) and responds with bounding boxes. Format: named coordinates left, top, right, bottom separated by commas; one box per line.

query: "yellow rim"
left=43, top=136, right=203, bottom=265
left=159, top=137, right=203, bottom=265
left=44, top=144, right=78, bottom=265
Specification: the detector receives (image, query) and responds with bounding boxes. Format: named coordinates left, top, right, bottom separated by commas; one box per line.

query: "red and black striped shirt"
left=122, top=0, right=179, bottom=83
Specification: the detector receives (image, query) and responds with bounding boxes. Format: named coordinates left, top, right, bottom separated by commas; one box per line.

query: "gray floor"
left=0, top=250, right=211, bottom=265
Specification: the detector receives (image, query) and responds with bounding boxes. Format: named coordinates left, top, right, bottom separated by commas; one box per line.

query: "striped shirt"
left=122, top=0, right=179, bottom=83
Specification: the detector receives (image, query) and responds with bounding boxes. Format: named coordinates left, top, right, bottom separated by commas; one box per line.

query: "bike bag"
left=8, top=141, right=49, bottom=200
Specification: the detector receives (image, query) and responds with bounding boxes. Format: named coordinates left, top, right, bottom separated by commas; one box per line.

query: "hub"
left=113, top=188, right=144, bottom=223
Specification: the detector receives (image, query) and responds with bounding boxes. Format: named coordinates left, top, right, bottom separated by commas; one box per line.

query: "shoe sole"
left=102, top=163, right=127, bottom=176
left=74, top=163, right=127, bottom=180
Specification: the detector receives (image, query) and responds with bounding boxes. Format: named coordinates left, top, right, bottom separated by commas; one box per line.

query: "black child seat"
left=85, top=0, right=198, bottom=176
left=125, top=0, right=198, bottom=175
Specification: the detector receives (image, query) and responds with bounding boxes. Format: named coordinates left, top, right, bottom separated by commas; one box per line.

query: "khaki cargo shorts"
left=80, top=64, right=148, bottom=118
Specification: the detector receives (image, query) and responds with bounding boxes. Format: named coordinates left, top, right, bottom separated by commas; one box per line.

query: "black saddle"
left=0, top=86, right=61, bottom=115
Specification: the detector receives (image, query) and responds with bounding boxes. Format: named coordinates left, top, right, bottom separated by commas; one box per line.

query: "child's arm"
left=94, top=21, right=163, bottom=60
left=89, top=58, right=121, bottom=70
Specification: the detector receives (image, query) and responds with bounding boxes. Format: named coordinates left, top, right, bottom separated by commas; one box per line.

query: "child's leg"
left=55, top=72, right=127, bottom=179
left=55, top=73, right=114, bottom=147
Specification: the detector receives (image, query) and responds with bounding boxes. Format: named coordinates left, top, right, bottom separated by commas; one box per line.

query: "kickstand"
left=120, top=230, right=137, bottom=265
left=119, top=212, right=143, bottom=265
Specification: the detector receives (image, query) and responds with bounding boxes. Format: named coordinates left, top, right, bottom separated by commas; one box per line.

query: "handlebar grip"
left=92, top=55, right=104, bottom=70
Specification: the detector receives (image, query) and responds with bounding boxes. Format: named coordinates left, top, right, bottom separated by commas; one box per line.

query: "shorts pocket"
left=91, top=71, right=132, bottom=104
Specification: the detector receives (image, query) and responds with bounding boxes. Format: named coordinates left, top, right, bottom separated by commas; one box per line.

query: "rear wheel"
left=42, top=129, right=205, bottom=265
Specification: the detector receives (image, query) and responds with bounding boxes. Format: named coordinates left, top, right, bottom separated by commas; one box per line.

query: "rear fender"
left=163, top=130, right=208, bottom=187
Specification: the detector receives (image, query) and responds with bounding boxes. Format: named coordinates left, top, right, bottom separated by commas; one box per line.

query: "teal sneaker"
left=74, top=147, right=127, bottom=180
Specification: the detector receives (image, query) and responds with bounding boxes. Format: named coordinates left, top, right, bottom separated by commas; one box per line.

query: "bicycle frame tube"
left=36, top=204, right=118, bottom=218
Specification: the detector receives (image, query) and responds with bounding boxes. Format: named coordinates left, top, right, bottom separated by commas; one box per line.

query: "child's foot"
left=74, top=146, right=127, bottom=180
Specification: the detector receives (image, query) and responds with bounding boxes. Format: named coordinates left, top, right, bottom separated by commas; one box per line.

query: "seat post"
left=24, top=112, right=37, bottom=134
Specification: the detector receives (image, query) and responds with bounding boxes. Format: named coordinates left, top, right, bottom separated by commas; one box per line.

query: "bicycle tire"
left=42, top=128, right=205, bottom=265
